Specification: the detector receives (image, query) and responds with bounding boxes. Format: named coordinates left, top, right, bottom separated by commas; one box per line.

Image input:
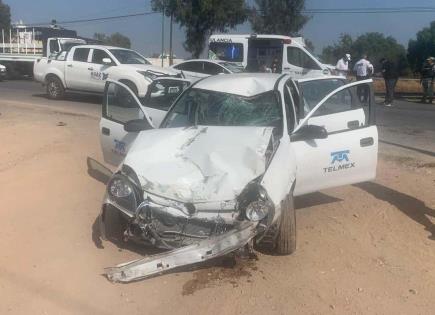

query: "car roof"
left=73, top=45, right=132, bottom=50
left=193, top=73, right=283, bottom=97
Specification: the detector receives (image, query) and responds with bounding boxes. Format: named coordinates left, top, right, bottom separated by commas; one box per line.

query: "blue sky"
left=8, top=0, right=435, bottom=57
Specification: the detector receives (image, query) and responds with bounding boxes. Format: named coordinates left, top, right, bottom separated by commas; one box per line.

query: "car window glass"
left=105, top=83, right=144, bottom=123
left=49, top=40, right=60, bottom=53
left=73, top=48, right=90, bottom=62
left=283, top=86, right=295, bottom=132
left=298, top=79, right=345, bottom=116
left=92, top=49, right=112, bottom=64
left=306, top=83, right=371, bottom=129
left=175, top=62, right=203, bottom=72
left=287, top=47, right=321, bottom=70
left=203, top=62, right=225, bottom=75
left=143, top=79, right=190, bottom=110
left=209, top=42, right=244, bottom=62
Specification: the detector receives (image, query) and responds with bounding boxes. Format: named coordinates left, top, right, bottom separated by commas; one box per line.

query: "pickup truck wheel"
left=275, top=194, right=296, bottom=255
left=46, top=76, right=65, bottom=100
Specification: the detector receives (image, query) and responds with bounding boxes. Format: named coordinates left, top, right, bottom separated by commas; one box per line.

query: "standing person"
left=420, top=57, right=434, bottom=104
left=336, top=54, right=351, bottom=77
left=353, top=54, right=374, bottom=102
left=380, top=58, right=399, bottom=106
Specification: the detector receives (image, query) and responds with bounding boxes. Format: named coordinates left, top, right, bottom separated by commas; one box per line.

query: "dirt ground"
left=1, top=101, right=435, bottom=315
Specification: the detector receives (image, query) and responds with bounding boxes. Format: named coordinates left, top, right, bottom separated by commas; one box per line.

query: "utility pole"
left=169, top=13, right=173, bottom=66
left=161, top=12, right=165, bottom=67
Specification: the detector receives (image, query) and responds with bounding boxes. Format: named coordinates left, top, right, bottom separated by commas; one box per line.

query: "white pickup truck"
left=34, top=45, right=179, bottom=99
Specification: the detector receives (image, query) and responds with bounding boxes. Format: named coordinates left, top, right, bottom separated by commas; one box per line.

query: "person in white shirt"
left=336, top=54, right=351, bottom=77
left=353, top=54, right=374, bottom=102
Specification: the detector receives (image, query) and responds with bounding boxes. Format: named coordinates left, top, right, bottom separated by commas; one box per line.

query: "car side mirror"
left=291, top=124, right=328, bottom=141
left=124, top=119, right=153, bottom=132
left=102, top=58, right=112, bottom=65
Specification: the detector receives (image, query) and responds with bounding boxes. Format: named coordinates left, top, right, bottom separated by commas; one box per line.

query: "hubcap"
left=48, top=81, right=59, bottom=97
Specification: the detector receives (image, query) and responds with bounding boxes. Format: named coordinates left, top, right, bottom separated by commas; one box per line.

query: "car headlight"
left=245, top=200, right=270, bottom=221
left=109, top=178, right=132, bottom=198
left=107, top=175, right=138, bottom=213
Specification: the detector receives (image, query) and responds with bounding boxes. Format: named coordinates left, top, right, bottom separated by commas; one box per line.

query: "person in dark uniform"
left=420, top=57, right=434, bottom=104
left=380, top=58, right=399, bottom=106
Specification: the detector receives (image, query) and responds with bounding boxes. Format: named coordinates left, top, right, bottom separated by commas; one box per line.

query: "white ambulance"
left=208, top=34, right=331, bottom=78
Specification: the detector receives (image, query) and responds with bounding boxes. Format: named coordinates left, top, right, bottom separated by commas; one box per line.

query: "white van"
left=208, top=34, right=331, bottom=78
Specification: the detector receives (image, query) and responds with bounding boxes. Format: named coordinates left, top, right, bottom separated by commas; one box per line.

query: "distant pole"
left=169, top=13, right=173, bottom=66
left=161, top=12, right=165, bottom=67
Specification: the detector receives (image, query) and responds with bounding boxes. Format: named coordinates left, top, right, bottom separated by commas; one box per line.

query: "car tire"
left=275, top=194, right=296, bottom=255
left=46, top=76, right=65, bottom=100
left=101, top=205, right=127, bottom=242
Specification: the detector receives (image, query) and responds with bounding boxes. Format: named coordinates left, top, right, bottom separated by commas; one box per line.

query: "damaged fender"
left=260, top=135, right=296, bottom=221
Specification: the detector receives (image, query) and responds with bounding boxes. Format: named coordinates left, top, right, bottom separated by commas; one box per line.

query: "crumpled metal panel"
left=123, top=126, right=273, bottom=203
left=104, top=222, right=257, bottom=282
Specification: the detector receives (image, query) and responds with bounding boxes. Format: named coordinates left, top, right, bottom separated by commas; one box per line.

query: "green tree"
left=322, top=32, right=409, bottom=75
left=249, top=0, right=310, bottom=35
left=408, top=21, right=435, bottom=72
left=152, top=0, right=248, bottom=58
left=321, top=34, right=353, bottom=64
left=93, top=32, right=131, bottom=49
left=0, top=0, right=11, bottom=31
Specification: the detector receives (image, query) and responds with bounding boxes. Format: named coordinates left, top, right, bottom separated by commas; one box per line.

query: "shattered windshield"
left=163, top=89, right=282, bottom=128
left=110, top=49, right=151, bottom=64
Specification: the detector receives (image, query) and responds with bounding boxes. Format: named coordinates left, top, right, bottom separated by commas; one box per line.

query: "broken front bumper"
left=104, top=221, right=257, bottom=282
left=100, top=193, right=260, bottom=282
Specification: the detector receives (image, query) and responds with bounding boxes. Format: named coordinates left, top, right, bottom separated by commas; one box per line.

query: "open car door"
left=99, top=78, right=190, bottom=166
left=291, top=79, right=378, bottom=196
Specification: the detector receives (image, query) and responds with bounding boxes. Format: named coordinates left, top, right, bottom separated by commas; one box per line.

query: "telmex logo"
left=324, top=150, right=355, bottom=173
left=330, top=150, right=350, bottom=164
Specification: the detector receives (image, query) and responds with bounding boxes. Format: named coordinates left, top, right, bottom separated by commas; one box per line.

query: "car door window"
left=92, top=49, right=113, bottom=64
left=283, top=85, right=296, bottom=132
left=287, top=47, right=321, bottom=70
left=298, top=79, right=346, bottom=116
left=175, top=62, right=203, bottom=73
left=73, top=48, right=90, bottom=62
left=298, top=81, right=372, bottom=135
left=104, top=82, right=144, bottom=124
left=203, top=62, right=226, bottom=75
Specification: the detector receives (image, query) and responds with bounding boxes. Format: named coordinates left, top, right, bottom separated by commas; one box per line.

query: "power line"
left=25, top=6, right=435, bottom=27
left=26, top=11, right=158, bottom=27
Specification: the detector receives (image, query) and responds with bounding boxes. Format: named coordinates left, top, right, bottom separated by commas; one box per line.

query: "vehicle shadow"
left=355, top=182, right=435, bottom=239
left=295, top=192, right=342, bottom=209
left=32, top=92, right=102, bottom=105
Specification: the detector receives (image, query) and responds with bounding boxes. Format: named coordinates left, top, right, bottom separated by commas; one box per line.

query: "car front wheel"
left=275, top=194, right=296, bottom=255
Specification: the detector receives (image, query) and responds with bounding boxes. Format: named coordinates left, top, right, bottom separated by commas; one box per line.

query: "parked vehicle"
left=208, top=34, right=332, bottom=78
left=0, top=63, right=6, bottom=80
left=33, top=45, right=180, bottom=99
left=170, top=59, right=244, bottom=79
left=0, top=25, right=85, bottom=77
left=97, top=73, right=378, bottom=282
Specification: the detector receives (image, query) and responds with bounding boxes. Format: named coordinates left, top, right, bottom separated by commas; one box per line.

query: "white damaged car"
left=98, top=74, right=378, bottom=282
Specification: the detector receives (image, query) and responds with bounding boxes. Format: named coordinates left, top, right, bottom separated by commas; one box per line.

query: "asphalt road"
left=1, top=79, right=434, bottom=156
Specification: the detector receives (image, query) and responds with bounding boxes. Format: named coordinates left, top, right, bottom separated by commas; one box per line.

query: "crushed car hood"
left=123, top=126, right=273, bottom=203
